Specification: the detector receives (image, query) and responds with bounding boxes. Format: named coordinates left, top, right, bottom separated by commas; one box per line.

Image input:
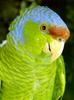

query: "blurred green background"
left=0, top=0, right=74, bottom=100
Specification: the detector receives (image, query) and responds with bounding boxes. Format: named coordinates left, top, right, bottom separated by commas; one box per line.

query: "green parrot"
left=0, top=5, right=70, bottom=100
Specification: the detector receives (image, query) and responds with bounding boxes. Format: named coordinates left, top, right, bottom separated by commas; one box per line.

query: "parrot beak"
left=43, top=26, right=70, bottom=61
left=43, top=40, right=64, bottom=61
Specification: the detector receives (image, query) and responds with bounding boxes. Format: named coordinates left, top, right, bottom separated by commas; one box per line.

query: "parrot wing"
left=52, top=56, right=65, bottom=100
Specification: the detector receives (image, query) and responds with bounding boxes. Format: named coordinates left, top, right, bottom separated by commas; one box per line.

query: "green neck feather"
left=1, top=35, right=52, bottom=67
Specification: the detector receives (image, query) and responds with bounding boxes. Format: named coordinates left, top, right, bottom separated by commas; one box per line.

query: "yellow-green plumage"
left=0, top=39, right=65, bottom=100
left=0, top=5, right=69, bottom=100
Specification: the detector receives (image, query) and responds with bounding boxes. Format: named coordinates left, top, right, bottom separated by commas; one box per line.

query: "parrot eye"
left=40, top=24, right=47, bottom=32
left=41, top=26, right=46, bottom=30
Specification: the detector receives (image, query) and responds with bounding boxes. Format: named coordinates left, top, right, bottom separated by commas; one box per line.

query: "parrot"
left=0, top=5, right=70, bottom=100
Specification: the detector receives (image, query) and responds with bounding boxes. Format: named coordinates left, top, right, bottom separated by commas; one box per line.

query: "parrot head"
left=9, top=6, right=70, bottom=61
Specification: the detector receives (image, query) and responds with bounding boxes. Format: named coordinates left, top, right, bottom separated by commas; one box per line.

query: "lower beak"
left=50, top=39, right=65, bottom=61
left=43, top=39, right=65, bottom=61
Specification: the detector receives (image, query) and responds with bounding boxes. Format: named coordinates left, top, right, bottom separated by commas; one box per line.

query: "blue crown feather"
left=9, top=6, right=67, bottom=43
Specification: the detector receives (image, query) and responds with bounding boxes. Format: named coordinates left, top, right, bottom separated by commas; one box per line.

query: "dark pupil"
left=42, top=26, right=46, bottom=30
